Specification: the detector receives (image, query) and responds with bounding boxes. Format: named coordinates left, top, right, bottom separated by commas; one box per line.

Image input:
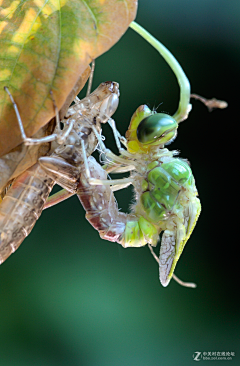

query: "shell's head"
left=125, top=105, right=178, bottom=154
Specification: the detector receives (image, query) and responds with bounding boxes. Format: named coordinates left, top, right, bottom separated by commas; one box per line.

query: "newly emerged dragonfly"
left=44, top=23, right=198, bottom=287
left=0, top=78, right=119, bottom=264
left=77, top=105, right=200, bottom=287
left=51, top=23, right=226, bottom=288
left=42, top=22, right=227, bottom=288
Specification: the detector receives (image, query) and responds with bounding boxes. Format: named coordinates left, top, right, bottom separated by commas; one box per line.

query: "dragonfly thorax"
left=134, top=156, right=194, bottom=226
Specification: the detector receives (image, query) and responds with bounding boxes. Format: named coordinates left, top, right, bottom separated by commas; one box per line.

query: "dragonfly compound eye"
left=136, top=113, right=178, bottom=146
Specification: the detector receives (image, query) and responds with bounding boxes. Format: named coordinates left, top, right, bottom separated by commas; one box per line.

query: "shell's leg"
left=39, top=156, right=79, bottom=193
left=43, top=190, right=74, bottom=210
left=86, top=59, right=95, bottom=97
left=73, top=60, right=95, bottom=104
left=4, top=87, right=73, bottom=146
left=159, top=197, right=201, bottom=287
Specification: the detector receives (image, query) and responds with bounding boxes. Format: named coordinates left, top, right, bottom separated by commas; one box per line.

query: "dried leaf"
left=0, top=0, right=137, bottom=157
left=0, top=64, right=91, bottom=194
left=59, top=65, right=91, bottom=120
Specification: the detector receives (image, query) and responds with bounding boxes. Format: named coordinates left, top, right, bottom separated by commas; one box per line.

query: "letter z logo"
left=193, top=352, right=202, bottom=361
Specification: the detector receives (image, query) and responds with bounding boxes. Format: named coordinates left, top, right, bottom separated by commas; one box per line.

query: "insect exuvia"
left=0, top=78, right=120, bottom=264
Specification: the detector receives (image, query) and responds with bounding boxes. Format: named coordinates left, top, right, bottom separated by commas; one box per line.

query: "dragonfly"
left=77, top=105, right=201, bottom=288
left=0, top=74, right=120, bottom=264
left=48, top=23, right=227, bottom=288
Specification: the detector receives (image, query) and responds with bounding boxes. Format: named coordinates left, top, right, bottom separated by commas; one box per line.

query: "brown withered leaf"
left=0, top=64, right=91, bottom=194
left=0, top=0, right=137, bottom=157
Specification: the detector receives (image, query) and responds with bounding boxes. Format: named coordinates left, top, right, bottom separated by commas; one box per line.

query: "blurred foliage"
left=0, top=1, right=239, bottom=365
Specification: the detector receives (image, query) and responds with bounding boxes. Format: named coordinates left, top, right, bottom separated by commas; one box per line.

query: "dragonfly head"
left=126, top=105, right=178, bottom=154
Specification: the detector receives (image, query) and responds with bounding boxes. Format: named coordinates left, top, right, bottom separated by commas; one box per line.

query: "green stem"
left=130, top=21, right=191, bottom=123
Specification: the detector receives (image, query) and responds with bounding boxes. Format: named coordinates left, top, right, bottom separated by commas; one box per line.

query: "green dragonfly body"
left=122, top=106, right=201, bottom=286
left=48, top=22, right=206, bottom=287
left=77, top=104, right=201, bottom=287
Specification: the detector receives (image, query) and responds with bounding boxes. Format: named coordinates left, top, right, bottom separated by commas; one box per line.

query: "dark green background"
left=0, top=1, right=239, bottom=365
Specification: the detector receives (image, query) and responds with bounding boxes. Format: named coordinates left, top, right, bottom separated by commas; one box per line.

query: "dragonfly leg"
left=107, top=118, right=133, bottom=157
left=91, top=125, right=136, bottom=167
left=89, top=177, right=133, bottom=187
left=108, top=118, right=126, bottom=150
left=111, top=182, right=132, bottom=192
left=103, top=164, right=135, bottom=174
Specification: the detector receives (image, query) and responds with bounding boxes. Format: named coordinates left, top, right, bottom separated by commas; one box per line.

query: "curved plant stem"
left=130, top=21, right=191, bottom=123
